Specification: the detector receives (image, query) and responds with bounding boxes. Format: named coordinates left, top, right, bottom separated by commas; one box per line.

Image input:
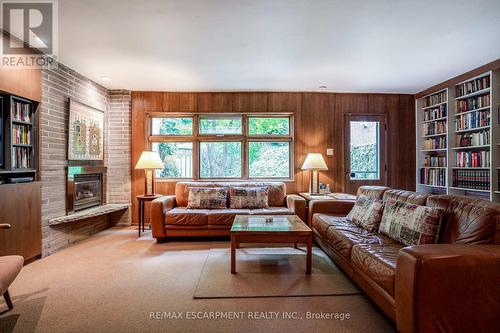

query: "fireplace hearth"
left=67, top=166, right=107, bottom=214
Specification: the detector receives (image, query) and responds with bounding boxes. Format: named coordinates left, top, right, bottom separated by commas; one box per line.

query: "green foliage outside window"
left=249, top=142, right=289, bottom=178
left=350, top=144, right=378, bottom=179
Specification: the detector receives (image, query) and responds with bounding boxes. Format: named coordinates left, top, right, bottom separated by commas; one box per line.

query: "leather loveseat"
left=310, top=186, right=500, bottom=333
left=151, top=182, right=306, bottom=241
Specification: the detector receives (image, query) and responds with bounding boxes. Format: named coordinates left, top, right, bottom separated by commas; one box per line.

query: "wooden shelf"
left=452, top=145, right=490, bottom=150
left=454, top=87, right=490, bottom=100
left=422, top=116, right=447, bottom=123
left=451, top=167, right=490, bottom=169
left=423, top=132, right=447, bottom=138
left=454, top=106, right=490, bottom=116
left=421, top=148, right=447, bottom=152
left=12, top=120, right=33, bottom=126
left=422, top=101, right=447, bottom=110
left=455, top=126, right=490, bottom=134
left=421, top=166, right=447, bottom=169
left=419, top=183, right=447, bottom=189
left=449, top=186, right=490, bottom=193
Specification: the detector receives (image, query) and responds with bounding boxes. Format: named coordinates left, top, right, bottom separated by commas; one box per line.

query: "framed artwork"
left=68, top=99, right=104, bottom=161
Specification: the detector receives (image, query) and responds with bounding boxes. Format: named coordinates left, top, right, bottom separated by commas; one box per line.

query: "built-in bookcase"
left=416, top=69, right=500, bottom=201
left=0, top=94, right=38, bottom=182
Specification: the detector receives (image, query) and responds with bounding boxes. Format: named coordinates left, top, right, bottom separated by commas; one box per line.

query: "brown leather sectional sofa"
left=151, top=182, right=306, bottom=241
left=310, top=186, right=500, bottom=332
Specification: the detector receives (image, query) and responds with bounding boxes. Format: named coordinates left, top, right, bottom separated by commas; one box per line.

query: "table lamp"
left=301, top=153, right=328, bottom=195
left=135, top=151, right=164, bottom=196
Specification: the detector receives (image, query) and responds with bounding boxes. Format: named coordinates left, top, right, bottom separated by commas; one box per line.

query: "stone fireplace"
left=67, top=166, right=107, bottom=214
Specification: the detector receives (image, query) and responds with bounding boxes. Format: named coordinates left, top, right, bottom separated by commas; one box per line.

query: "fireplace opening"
left=74, top=174, right=102, bottom=211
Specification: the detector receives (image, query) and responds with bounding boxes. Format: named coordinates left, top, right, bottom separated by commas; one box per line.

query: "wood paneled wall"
left=131, top=92, right=415, bottom=224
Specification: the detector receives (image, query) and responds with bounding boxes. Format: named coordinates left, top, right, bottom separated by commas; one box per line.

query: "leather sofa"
left=310, top=186, right=500, bottom=333
left=151, top=182, right=306, bottom=241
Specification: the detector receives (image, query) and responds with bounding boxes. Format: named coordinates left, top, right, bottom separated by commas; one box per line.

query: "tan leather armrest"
left=150, top=196, right=176, bottom=238
left=396, top=244, right=500, bottom=333
left=286, top=195, right=307, bottom=225
left=0, top=223, right=12, bottom=229
left=308, top=199, right=355, bottom=223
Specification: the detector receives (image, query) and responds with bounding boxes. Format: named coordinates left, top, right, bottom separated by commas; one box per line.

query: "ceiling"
left=57, top=0, right=500, bottom=93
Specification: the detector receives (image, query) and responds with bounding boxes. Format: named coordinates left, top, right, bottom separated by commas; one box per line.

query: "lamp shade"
left=135, top=151, right=164, bottom=170
left=301, top=153, right=328, bottom=170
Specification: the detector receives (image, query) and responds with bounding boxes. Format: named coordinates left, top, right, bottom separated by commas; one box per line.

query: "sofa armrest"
left=308, top=200, right=355, bottom=224
left=396, top=244, right=500, bottom=333
left=150, top=195, right=176, bottom=238
left=286, top=195, right=307, bottom=224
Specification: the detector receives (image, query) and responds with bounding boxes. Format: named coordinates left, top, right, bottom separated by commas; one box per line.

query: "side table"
left=136, top=194, right=162, bottom=237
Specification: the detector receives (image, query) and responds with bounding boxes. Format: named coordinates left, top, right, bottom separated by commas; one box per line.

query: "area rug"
left=193, top=247, right=361, bottom=299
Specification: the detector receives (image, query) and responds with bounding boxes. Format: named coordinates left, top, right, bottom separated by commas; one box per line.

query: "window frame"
left=150, top=116, right=194, bottom=136
left=147, top=112, right=294, bottom=182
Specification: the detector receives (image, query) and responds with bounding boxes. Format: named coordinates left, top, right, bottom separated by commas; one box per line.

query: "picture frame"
left=68, top=99, right=104, bottom=161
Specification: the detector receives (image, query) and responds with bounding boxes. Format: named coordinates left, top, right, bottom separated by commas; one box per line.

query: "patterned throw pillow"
left=229, top=187, right=269, bottom=209
left=379, top=199, right=443, bottom=246
left=187, top=187, right=228, bottom=209
left=346, top=195, right=385, bottom=232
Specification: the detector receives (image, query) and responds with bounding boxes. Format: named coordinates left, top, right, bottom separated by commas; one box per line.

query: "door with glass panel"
left=344, top=114, right=387, bottom=194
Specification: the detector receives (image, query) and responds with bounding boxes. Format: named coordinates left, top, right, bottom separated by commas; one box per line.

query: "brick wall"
left=41, top=63, right=131, bottom=256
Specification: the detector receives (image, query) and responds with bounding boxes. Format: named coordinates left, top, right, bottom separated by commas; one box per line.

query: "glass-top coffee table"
left=230, top=215, right=313, bottom=275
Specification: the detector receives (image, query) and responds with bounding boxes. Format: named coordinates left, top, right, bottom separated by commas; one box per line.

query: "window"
left=152, top=142, right=193, bottom=178
left=151, top=117, right=192, bottom=135
left=199, top=116, right=242, bottom=135
left=200, top=142, right=242, bottom=178
left=349, top=121, right=380, bottom=180
left=148, top=114, right=293, bottom=179
left=249, top=142, right=290, bottom=178
left=248, top=117, right=289, bottom=136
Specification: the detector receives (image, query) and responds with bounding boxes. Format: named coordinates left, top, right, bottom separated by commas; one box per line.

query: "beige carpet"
left=0, top=227, right=395, bottom=333
left=194, top=248, right=361, bottom=298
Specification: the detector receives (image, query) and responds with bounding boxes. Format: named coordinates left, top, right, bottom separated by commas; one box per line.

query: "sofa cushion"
left=165, top=208, right=209, bottom=225
left=357, top=186, right=391, bottom=200
left=207, top=209, right=250, bottom=225
left=175, top=182, right=287, bottom=208
left=379, top=199, right=443, bottom=246
left=351, top=243, right=404, bottom=297
left=187, top=187, right=228, bottom=209
left=313, top=214, right=398, bottom=259
left=249, top=207, right=294, bottom=216
left=229, top=187, right=269, bottom=209
left=427, top=195, right=500, bottom=244
left=382, top=189, right=429, bottom=205
left=347, top=195, right=385, bottom=232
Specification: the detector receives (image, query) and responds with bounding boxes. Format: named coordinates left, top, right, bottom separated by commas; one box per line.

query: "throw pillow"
left=346, top=195, right=385, bottom=232
left=229, top=187, right=269, bottom=209
left=379, top=198, right=443, bottom=246
left=187, top=187, right=228, bottom=209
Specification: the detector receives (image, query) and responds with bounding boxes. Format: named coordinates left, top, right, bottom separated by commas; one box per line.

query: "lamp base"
left=144, top=169, right=156, bottom=196
left=309, top=170, right=320, bottom=194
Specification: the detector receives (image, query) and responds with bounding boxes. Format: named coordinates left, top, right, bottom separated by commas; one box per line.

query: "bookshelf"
left=0, top=94, right=38, bottom=183
left=416, top=89, right=449, bottom=194
left=416, top=69, right=500, bottom=201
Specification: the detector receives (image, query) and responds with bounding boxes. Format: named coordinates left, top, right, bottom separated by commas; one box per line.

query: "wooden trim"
left=416, top=59, right=500, bottom=99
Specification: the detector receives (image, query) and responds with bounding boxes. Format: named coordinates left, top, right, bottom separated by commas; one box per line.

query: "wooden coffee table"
left=230, top=215, right=313, bottom=275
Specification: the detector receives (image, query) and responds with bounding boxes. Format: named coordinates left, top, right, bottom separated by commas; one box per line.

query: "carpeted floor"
left=0, top=227, right=395, bottom=333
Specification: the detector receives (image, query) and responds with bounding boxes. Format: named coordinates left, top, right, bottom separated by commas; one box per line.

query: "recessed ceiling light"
left=318, top=85, right=327, bottom=89
left=101, top=76, right=111, bottom=82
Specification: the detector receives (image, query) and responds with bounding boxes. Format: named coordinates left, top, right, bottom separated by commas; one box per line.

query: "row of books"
left=455, top=94, right=490, bottom=113
left=423, top=104, right=447, bottom=121
left=424, top=155, right=447, bottom=167
left=454, top=110, right=490, bottom=131
left=423, top=137, right=446, bottom=150
left=12, top=125, right=31, bottom=145
left=423, top=120, right=446, bottom=136
left=423, top=91, right=447, bottom=108
left=452, top=169, right=490, bottom=190
left=11, top=102, right=31, bottom=123
left=420, top=168, right=446, bottom=187
left=12, top=147, right=32, bottom=169
left=456, top=130, right=489, bottom=147
left=455, top=75, right=490, bottom=97
left=456, top=151, right=490, bottom=168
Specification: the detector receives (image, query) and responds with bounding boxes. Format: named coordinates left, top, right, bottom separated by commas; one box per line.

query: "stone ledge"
left=49, top=204, right=129, bottom=226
